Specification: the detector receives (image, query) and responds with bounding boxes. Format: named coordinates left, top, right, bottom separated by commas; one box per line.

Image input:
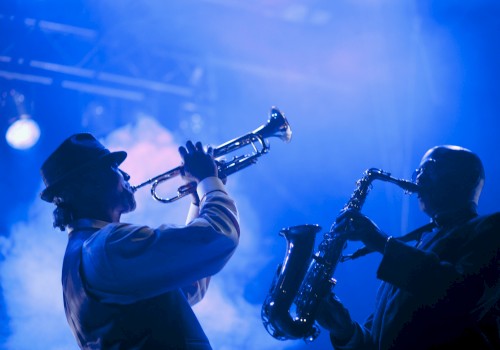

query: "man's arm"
left=81, top=176, right=240, bottom=304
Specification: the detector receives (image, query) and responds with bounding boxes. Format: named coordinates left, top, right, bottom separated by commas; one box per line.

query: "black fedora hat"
left=40, top=133, right=127, bottom=202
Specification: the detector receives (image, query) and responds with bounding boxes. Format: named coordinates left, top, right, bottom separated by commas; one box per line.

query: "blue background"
left=1, top=1, right=499, bottom=349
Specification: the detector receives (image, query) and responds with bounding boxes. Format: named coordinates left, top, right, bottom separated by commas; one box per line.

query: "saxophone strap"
left=398, top=222, right=437, bottom=243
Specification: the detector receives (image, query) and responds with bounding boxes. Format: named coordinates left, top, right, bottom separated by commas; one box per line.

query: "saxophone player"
left=315, top=145, right=500, bottom=349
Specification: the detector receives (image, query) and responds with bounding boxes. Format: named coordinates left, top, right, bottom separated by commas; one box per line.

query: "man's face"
left=106, top=164, right=137, bottom=215
left=412, top=146, right=484, bottom=218
left=413, top=156, right=440, bottom=216
left=413, top=150, right=468, bottom=217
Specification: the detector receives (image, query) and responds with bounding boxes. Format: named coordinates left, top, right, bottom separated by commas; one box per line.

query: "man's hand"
left=316, top=293, right=356, bottom=344
left=179, top=141, right=217, bottom=183
left=333, top=209, right=389, bottom=254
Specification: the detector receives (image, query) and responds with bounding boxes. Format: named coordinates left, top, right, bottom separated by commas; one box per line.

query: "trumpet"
left=132, top=106, right=292, bottom=203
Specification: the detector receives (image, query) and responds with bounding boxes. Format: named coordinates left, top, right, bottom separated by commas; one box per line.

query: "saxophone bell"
left=261, top=224, right=322, bottom=341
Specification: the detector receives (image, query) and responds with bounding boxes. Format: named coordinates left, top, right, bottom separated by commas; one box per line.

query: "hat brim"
left=40, top=150, right=127, bottom=203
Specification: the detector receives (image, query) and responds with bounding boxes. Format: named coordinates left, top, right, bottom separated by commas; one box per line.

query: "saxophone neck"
left=345, top=168, right=419, bottom=212
left=367, top=168, right=420, bottom=194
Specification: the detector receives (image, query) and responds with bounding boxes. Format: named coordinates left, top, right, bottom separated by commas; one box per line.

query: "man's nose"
left=119, top=169, right=131, bottom=181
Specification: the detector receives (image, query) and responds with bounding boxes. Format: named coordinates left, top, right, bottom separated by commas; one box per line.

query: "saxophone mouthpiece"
left=400, top=181, right=420, bottom=194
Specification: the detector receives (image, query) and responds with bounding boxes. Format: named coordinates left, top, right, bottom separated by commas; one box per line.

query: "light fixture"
left=5, top=114, right=41, bottom=150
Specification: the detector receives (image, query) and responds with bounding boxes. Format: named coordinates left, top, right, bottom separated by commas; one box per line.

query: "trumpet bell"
left=253, top=107, right=292, bottom=143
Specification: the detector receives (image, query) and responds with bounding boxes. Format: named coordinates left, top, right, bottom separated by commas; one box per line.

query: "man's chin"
left=121, top=195, right=137, bottom=214
left=126, top=199, right=137, bottom=213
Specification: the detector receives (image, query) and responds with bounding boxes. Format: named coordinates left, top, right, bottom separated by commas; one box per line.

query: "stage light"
left=5, top=114, right=41, bottom=150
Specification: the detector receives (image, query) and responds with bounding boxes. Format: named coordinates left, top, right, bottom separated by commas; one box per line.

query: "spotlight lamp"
left=5, top=114, right=41, bottom=150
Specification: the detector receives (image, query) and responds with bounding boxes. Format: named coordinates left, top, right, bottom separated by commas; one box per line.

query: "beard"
left=120, top=187, right=137, bottom=214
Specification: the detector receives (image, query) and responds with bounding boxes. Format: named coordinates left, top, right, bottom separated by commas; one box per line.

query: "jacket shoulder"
left=471, top=212, right=500, bottom=237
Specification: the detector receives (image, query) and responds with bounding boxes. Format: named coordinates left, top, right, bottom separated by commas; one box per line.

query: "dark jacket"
left=335, top=207, right=500, bottom=349
left=62, top=227, right=212, bottom=350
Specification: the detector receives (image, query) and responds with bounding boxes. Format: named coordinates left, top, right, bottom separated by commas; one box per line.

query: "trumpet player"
left=40, top=133, right=240, bottom=350
left=316, top=145, right=500, bottom=349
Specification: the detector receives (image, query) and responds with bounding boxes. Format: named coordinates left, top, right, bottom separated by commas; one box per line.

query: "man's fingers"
left=207, top=146, right=214, bottom=156
left=186, top=141, right=196, bottom=153
left=334, top=216, right=351, bottom=229
left=179, top=146, right=188, bottom=159
left=195, top=141, right=203, bottom=152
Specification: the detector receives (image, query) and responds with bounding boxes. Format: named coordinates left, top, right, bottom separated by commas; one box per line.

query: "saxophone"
left=261, top=168, right=419, bottom=342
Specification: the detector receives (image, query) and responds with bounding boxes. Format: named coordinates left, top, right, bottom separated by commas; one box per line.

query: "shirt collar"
left=432, top=202, right=478, bottom=228
left=67, top=218, right=111, bottom=234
